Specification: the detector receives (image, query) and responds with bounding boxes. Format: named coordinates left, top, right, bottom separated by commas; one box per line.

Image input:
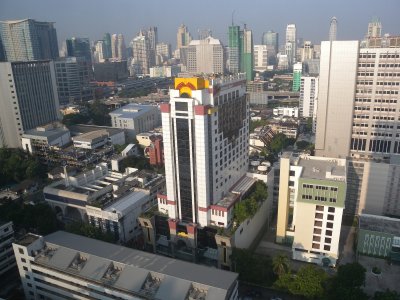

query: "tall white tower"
left=285, top=24, right=297, bottom=66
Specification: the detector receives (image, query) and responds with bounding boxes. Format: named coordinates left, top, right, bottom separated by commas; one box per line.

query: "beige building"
left=276, top=153, right=346, bottom=267
left=315, top=41, right=400, bottom=217
left=187, top=37, right=224, bottom=75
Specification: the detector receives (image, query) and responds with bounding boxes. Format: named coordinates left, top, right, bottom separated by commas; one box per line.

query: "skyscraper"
left=285, top=24, right=297, bottom=66
left=292, top=62, right=302, bottom=92
left=315, top=40, right=400, bottom=217
left=176, top=24, right=192, bottom=50
left=262, top=30, right=279, bottom=54
left=299, top=76, right=318, bottom=118
left=253, top=45, right=268, bottom=72
left=66, top=37, right=91, bottom=64
left=241, top=27, right=254, bottom=81
left=187, top=36, right=224, bottom=74
left=147, top=27, right=158, bottom=65
left=94, top=40, right=105, bottom=63
left=103, top=33, right=112, bottom=59
left=329, top=17, right=338, bottom=41
left=0, top=61, right=60, bottom=148
left=0, top=19, right=59, bottom=62
left=111, top=34, right=126, bottom=60
left=228, top=25, right=241, bottom=74
left=367, top=17, right=382, bottom=38
left=132, top=31, right=151, bottom=75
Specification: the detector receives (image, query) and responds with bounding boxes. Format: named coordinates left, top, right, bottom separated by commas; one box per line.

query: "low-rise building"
left=43, top=164, right=165, bottom=242
left=0, top=221, right=15, bottom=276
left=109, top=104, right=161, bottom=141
left=69, top=124, right=126, bottom=146
left=273, top=107, right=299, bottom=118
left=269, top=121, right=299, bottom=139
left=13, top=231, right=239, bottom=300
left=145, top=137, right=164, bottom=166
left=21, top=123, right=71, bottom=154
left=276, top=153, right=347, bottom=267
left=357, top=214, right=400, bottom=263
left=136, top=132, right=162, bottom=148
left=149, top=65, right=181, bottom=78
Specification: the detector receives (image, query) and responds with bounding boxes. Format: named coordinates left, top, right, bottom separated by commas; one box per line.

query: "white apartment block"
left=187, top=37, right=224, bottom=75
left=273, top=106, right=299, bottom=118
left=13, top=231, right=239, bottom=300
left=299, top=76, right=319, bottom=118
left=276, top=153, right=346, bottom=267
left=43, top=164, right=164, bottom=242
left=253, top=45, right=268, bottom=72
left=159, top=75, right=250, bottom=227
left=0, top=221, right=15, bottom=276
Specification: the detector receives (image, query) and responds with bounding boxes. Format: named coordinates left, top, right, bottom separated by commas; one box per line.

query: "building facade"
left=292, top=62, right=302, bottom=92
left=228, top=25, right=241, bottom=74
left=276, top=153, right=346, bottom=267
left=262, top=30, right=279, bottom=54
left=285, top=24, right=297, bottom=66
left=329, top=17, right=338, bottom=41
left=0, top=221, right=15, bottom=276
left=187, top=37, right=224, bottom=74
left=0, top=60, right=60, bottom=148
left=132, top=32, right=152, bottom=75
left=176, top=24, right=192, bottom=50
left=253, top=45, right=268, bottom=72
left=0, top=19, right=59, bottom=62
left=14, top=231, right=239, bottom=300
left=299, top=76, right=319, bottom=118
left=66, top=37, right=91, bottom=64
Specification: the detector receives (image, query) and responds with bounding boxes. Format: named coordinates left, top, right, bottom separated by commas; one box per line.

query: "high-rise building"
left=299, top=76, right=318, bottom=118
left=54, top=57, right=92, bottom=104
left=315, top=40, right=400, bottom=217
left=187, top=36, right=224, bottom=74
left=0, top=221, right=15, bottom=276
left=285, top=24, right=297, bottom=66
left=156, top=42, right=171, bottom=64
left=132, top=31, right=152, bottom=75
left=176, top=24, right=192, bottom=50
left=276, top=152, right=346, bottom=267
left=147, top=27, right=158, bottom=65
left=300, top=41, right=314, bottom=62
left=0, top=61, right=60, bottom=148
left=329, top=17, right=338, bottom=41
left=66, top=37, right=91, bottom=64
left=111, top=33, right=126, bottom=60
left=0, top=19, right=59, bottom=62
left=262, top=30, right=279, bottom=54
left=367, top=17, right=382, bottom=39
left=253, top=45, right=268, bottom=72
left=228, top=25, right=241, bottom=74
left=103, top=32, right=112, bottom=59
left=94, top=40, right=106, bottom=63
left=159, top=75, right=249, bottom=224
left=292, top=62, right=302, bottom=92
left=241, top=27, right=254, bottom=81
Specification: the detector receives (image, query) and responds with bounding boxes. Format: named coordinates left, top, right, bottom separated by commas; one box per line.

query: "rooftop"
left=28, top=231, right=238, bottom=299
left=359, top=214, right=400, bottom=236
left=109, top=104, right=158, bottom=119
left=22, top=125, right=69, bottom=142
left=68, top=124, right=124, bottom=136
left=298, top=157, right=346, bottom=181
left=215, top=176, right=256, bottom=209
left=17, top=233, right=40, bottom=246
left=72, top=130, right=109, bottom=143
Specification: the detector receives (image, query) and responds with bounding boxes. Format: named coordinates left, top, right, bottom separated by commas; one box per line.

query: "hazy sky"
left=1, top=0, right=399, bottom=49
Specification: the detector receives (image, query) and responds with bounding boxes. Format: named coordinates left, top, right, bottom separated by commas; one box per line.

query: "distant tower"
left=329, top=17, right=337, bottom=41
left=285, top=24, right=297, bottom=66
left=176, top=24, right=192, bottom=49
left=367, top=17, right=382, bottom=38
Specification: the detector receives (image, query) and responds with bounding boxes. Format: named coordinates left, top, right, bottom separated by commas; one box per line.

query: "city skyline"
left=1, top=0, right=399, bottom=49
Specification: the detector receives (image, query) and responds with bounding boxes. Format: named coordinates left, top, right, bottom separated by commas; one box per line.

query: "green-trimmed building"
left=292, top=62, right=302, bottom=92
left=357, top=214, right=400, bottom=263
left=276, top=152, right=347, bottom=267
left=228, top=25, right=253, bottom=81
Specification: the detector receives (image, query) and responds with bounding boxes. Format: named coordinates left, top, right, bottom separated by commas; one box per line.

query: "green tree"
left=296, top=140, right=311, bottom=150
left=250, top=119, right=268, bottom=132
left=66, top=221, right=115, bottom=243
left=89, top=100, right=111, bottom=126
left=305, top=117, right=313, bottom=133
left=62, top=113, right=90, bottom=126
left=326, top=262, right=368, bottom=300
left=268, top=133, right=294, bottom=154
left=374, top=289, right=400, bottom=300
left=272, top=254, right=290, bottom=277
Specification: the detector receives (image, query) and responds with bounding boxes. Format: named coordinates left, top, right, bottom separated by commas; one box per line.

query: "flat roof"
left=22, top=127, right=69, bottom=142
left=31, top=231, right=238, bottom=298
left=109, top=104, right=158, bottom=120
left=72, top=130, right=109, bottom=143
left=68, top=124, right=124, bottom=136
left=298, top=157, right=346, bottom=181
left=359, top=214, right=400, bottom=236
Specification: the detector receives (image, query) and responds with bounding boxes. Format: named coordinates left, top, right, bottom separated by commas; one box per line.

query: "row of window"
left=303, top=184, right=338, bottom=191
left=379, top=54, right=400, bottom=59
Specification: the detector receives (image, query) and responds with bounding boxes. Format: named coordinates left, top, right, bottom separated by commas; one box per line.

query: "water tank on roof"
left=250, top=160, right=260, bottom=166
left=261, top=161, right=271, bottom=167
left=258, top=165, right=268, bottom=172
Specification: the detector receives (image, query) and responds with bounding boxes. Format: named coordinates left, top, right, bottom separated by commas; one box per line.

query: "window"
left=316, top=205, right=324, bottom=211
left=289, top=170, right=295, bottom=176
left=313, top=236, right=321, bottom=242
left=325, top=237, right=332, bottom=244
left=21, top=258, right=26, bottom=263
left=25, top=275, right=30, bottom=279
left=326, top=222, right=333, bottom=229
left=324, top=245, right=331, bottom=251
left=23, top=266, right=28, bottom=271
left=315, top=213, right=323, bottom=219
left=19, top=248, right=24, bottom=254
left=328, top=207, right=335, bottom=213
left=313, top=228, right=322, bottom=234
left=327, top=214, right=334, bottom=221
left=314, top=220, right=322, bottom=227
left=326, top=230, right=332, bottom=236
left=312, top=243, right=320, bottom=249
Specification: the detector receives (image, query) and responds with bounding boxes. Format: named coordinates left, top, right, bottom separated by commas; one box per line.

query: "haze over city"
left=1, top=0, right=400, bottom=47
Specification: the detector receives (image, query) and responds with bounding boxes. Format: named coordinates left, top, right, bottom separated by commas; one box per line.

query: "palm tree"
left=273, top=254, right=290, bottom=277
